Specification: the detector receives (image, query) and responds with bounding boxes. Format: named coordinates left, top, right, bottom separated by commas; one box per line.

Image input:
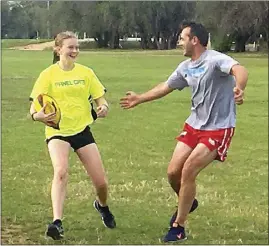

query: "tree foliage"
left=1, top=0, right=267, bottom=51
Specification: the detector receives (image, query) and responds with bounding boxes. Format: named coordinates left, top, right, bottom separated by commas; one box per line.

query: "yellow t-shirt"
left=30, top=63, right=106, bottom=139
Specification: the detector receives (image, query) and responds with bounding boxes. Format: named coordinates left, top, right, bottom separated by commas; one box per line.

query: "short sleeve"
left=214, top=53, right=239, bottom=74
left=88, top=69, right=106, bottom=99
left=166, top=64, right=188, bottom=91
left=29, top=70, right=50, bottom=101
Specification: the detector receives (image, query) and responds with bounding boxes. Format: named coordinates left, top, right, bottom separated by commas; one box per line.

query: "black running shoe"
left=46, top=220, right=64, bottom=240
left=93, top=200, right=116, bottom=229
left=169, top=198, right=198, bottom=227
left=163, top=224, right=187, bottom=242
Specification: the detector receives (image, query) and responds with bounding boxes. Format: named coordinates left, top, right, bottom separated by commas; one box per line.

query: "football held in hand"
left=33, top=94, right=61, bottom=129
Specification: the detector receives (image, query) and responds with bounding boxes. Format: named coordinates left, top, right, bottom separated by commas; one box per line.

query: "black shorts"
left=46, top=126, right=95, bottom=151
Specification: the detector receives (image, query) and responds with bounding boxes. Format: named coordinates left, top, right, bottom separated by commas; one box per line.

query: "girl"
left=29, top=31, right=116, bottom=240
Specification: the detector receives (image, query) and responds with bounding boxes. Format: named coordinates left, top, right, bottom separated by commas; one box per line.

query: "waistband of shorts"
left=184, top=122, right=235, bottom=133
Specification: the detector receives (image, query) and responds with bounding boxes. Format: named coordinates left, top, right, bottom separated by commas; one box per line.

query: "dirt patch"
left=9, top=41, right=55, bottom=51
left=1, top=223, right=30, bottom=244
left=1, top=217, right=39, bottom=244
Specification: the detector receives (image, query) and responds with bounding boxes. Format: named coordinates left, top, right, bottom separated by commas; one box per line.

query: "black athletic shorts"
left=46, top=126, right=95, bottom=151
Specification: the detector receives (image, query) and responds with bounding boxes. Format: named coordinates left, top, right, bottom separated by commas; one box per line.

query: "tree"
left=49, top=1, right=84, bottom=37
left=20, top=1, right=48, bottom=38
left=80, top=2, right=111, bottom=48
left=196, top=1, right=268, bottom=52
left=1, top=1, right=10, bottom=38
left=123, top=1, right=196, bottom=50
left=7, top=2, right=31, bottom=38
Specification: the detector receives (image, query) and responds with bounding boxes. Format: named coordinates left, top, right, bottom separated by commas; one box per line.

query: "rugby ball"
left=33, top=94, right=61, bottom=129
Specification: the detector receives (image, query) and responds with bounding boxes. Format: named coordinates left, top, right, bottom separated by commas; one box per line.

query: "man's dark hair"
left=181, top=21, right=209, bottom=47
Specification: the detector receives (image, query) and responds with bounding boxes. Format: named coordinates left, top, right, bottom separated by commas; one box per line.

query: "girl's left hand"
left=97, top=104, right=109, bottom=118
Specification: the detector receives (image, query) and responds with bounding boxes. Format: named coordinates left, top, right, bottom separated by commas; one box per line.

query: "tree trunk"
left=140, top=35, right=149, bottom=49
left=234, top=34, right=248, bottom=52
left=94, top=33, right=103, bottom=48
left=263, top=28, right=269, bottom=51
left=94, top=32, right=110, bottom=48
left=159, top=32, right=166, bottom=50
left=170, top=33, right=179, bottom=49
left=109, top=30, right=115, bottom=49
left=103, top=31, right=110, bottom=48
left=113, top=31, right=120, bottom=49
left=167, top=36, right=173, bottom=50
left=154, top=36, right=161, bottom=50
left=235, top=39, right=246, bottom=52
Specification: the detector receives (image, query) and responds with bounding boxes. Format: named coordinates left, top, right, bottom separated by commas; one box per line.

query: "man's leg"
left=167, top=141, right=193, bottom=194
left=167, top=135, right=199, bottom=227
left=163, top=143, right=217, bottom=242
left=175, top=143, right=217, bottom=226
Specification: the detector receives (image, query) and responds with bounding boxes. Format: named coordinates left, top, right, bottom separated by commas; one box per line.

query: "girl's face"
left=58, top=38, right=79, bottom=62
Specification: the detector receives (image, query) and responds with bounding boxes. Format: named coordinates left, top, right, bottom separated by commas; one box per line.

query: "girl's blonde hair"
left=53, top=31, right=77, bottom=64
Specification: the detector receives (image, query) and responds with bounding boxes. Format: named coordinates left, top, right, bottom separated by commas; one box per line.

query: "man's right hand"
left=120, top=91, right=141, bottom=109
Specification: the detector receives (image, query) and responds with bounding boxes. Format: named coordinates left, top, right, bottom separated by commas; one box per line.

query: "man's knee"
left=167, top=164, right=181, bottom=182
left=95, top=179, right=108, bottom=191
left=181, top=160, right=199, bottom=184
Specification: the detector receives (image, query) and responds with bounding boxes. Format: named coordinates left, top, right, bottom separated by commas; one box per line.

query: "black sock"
left=98, top=202, right=110, bottom=213
left=53, top=219, right=62, bottom=226
left=172, top=222, right=184, bottom=230
left=97, top=200, right=108, bottom=208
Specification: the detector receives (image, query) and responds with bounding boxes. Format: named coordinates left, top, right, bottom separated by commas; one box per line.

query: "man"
left=120, top=22, right=248, bottom=242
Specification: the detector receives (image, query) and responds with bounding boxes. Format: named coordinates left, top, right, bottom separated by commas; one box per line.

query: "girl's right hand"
left=33, top=104, right=56, bottom=126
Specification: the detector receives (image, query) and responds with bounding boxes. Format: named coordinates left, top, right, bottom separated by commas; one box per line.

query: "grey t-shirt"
left=166, top=49, right=239, bottom=130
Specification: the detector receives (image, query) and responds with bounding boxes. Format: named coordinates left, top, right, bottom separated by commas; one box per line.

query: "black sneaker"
left=169, top=198, right=198, bottom=227
left=163, top=224, right=187, bottom=242
left=93, top=200, right=116, bottom=229
left=46, top=219, right=64, bottom=240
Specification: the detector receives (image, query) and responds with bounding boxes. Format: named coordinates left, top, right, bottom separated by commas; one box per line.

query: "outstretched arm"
left=120, top=82, right=173, bottom=109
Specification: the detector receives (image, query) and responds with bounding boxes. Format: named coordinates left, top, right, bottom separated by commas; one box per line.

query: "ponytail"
left=52, top=50, right=59, bottom=64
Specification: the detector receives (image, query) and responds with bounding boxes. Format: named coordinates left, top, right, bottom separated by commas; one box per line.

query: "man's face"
left=178, top=27, right=194, bottom=57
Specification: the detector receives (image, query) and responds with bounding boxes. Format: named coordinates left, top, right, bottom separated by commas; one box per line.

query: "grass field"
left=1, top=49, right=268, bottom=245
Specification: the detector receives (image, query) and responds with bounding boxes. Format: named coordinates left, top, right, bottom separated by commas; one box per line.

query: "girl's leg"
left=76, top=143, right=116, bottom=228
left=47, top=139, right=71, bottom=221
left=76, top=143, right=108, bottom=205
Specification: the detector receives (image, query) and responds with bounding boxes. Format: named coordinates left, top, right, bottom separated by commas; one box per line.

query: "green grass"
left=1, top=39, right=53, bottom=49
left=1, top=49, right=268, bottom=245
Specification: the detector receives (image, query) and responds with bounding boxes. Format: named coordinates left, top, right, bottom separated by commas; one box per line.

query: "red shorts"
left=176, top=123, right=235, bottom=162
